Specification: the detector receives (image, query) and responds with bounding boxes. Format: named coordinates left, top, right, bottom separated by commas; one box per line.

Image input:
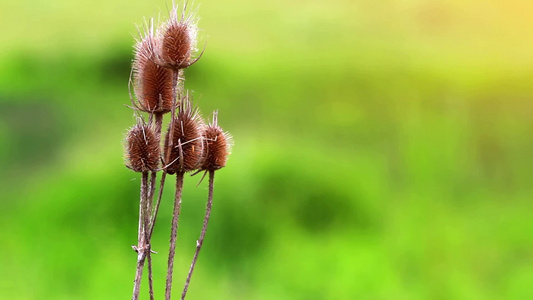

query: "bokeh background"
left=1, top=0, right=532, bottom=299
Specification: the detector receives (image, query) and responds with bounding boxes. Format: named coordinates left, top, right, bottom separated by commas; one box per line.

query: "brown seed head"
left=126, top=124, right=160, bottom=172
left=158, top=4, right=198, bottom=70
left=132, top=24, right=174, bottom=114
left=200, top=112, right=231, bottom=171
left=164, top=98, right=204, bottom=174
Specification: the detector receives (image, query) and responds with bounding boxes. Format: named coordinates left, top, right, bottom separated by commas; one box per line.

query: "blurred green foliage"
left=1, top=0, right=532, bottom=299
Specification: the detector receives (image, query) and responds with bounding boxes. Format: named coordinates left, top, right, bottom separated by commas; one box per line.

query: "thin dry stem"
left=148, top=113, right=163, bottom=207
left=146, top=173, right=155, bottom=300
left=181, top=170, right=215, bottom=300
left=145, top=112, right=162, bottom=300
left=166, top=171, right=185, bottom=300
left=132, top=171, right=149, bottom=300
left=153, top=113, right=164, bottom=142
left=149, top=171, right=168, bottom=239
left=148, top=172, right=157, bottom=213
left=172, top=70, right=181, bottom=105
left=147, top=250, right=155, bottom=300
left=132, top=253, right=146, bottom=300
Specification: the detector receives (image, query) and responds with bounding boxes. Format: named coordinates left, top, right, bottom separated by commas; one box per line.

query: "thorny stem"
left=148, top=112, right=163, bottom=217
left=181, top=170, right=215, bottom=300
left=147, top=249, right=154, bottom=300
left=165, top=171, right=185, bottom=300
left=132, top=252, right=147, bottom=300
left=149, top=171, right=168, bottom=239
left=154, top=113, right=164, bottom=139
left=148, top=172, right=157, bottom=216
left=148, top=113, right=164, bottom=205
left=145, top=112, right=163, bottom=300
left=132, top=171, right=149, bottom=300
left=145, top=174, right=155, bottom=300
left=172, top=70, right=181, bottom=106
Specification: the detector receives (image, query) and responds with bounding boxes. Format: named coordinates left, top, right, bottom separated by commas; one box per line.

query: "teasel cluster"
left=123, top=3, right=231, bottom=300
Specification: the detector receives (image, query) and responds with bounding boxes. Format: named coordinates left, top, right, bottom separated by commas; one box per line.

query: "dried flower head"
left=126, top=123, right=161, bottom=172
left=200, top=111, right=231, bottom=171
left=157, top=3, right=199, bottom=70
left=132, top=21, right=174, bottom=114
left=164, top=98, right=204, bottom=174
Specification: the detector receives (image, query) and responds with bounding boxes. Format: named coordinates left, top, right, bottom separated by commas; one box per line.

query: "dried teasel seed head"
left=200, top=111, right=232, bottom=171
left=125, top=123, right=161, bottom=172
left=158, top=3, right=199, bottom=70
left=164, top=98, right=204, bottom=174
left=132, top=21, right=174, bottom=114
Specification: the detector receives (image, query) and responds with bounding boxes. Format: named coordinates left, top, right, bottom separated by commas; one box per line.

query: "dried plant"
left=182, top=111, right=231, bottom=299
left=163, top=97, right=204, bottom=299
left=132, top=25, right=174, bottom=116
left=125, top=121, right=160, bottom=300
left=158, top=4, right=199, bottom=70
left=164, top=98, right=205, bottom=175
left=126, top=123, right=161, bottom=173
left=123, top=2, right=231, bottom=300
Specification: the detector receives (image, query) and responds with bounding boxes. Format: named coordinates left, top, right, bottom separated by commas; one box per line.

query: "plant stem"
left=132, top=171, right=149, bottom=300
left=147, top=111, right=163, bottom=222
left=146, top=174, right=155, bottom=300
left=148, top=113, right=163, bottom=209
left=147, top=248, right=154, bottom=300
left=163, top=69, right=182, bottom=300
left=181, top=170, right=215, bottom=300
left=172, top=70, right=181, bottom=105
left=148, top=172, right=157, bottom=215
left=153, top=113, right=164, bottom=140
left=145, top=112, right=163, bottom=300
left=149, top=171, right=167, bottom=238
left=165, top=171, right=184, bottom=300
left=132, top=251, right=146, bottom=300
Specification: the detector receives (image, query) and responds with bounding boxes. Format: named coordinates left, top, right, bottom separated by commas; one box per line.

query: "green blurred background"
left=1, top=0, right=532, bottom=299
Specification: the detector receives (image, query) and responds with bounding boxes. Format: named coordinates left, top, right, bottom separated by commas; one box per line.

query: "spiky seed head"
left=158, top=4, right=198, bottom=70
left=126, top=124, right=160, bottom=172
left=200, top=112, right=231, bottom=171
left=132, top=24, right=174, bottom=114
left=164, top=98, right=204, bottom=174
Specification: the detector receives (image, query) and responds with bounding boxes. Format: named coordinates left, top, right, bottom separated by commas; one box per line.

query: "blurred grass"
left=0, top=0, right=532, bottom=299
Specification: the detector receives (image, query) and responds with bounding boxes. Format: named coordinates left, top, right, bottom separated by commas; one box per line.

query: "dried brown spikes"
left=164, top=99, right=204, bottom=174
left=201, top=112, right=231, bottom=171
left=161, top=22, right=192, bottom=69
left=158, top=3, right=198, bottom=70
left=133, top=34, right=174, bottom=113
left=126, top=124, right=161, bottom=172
